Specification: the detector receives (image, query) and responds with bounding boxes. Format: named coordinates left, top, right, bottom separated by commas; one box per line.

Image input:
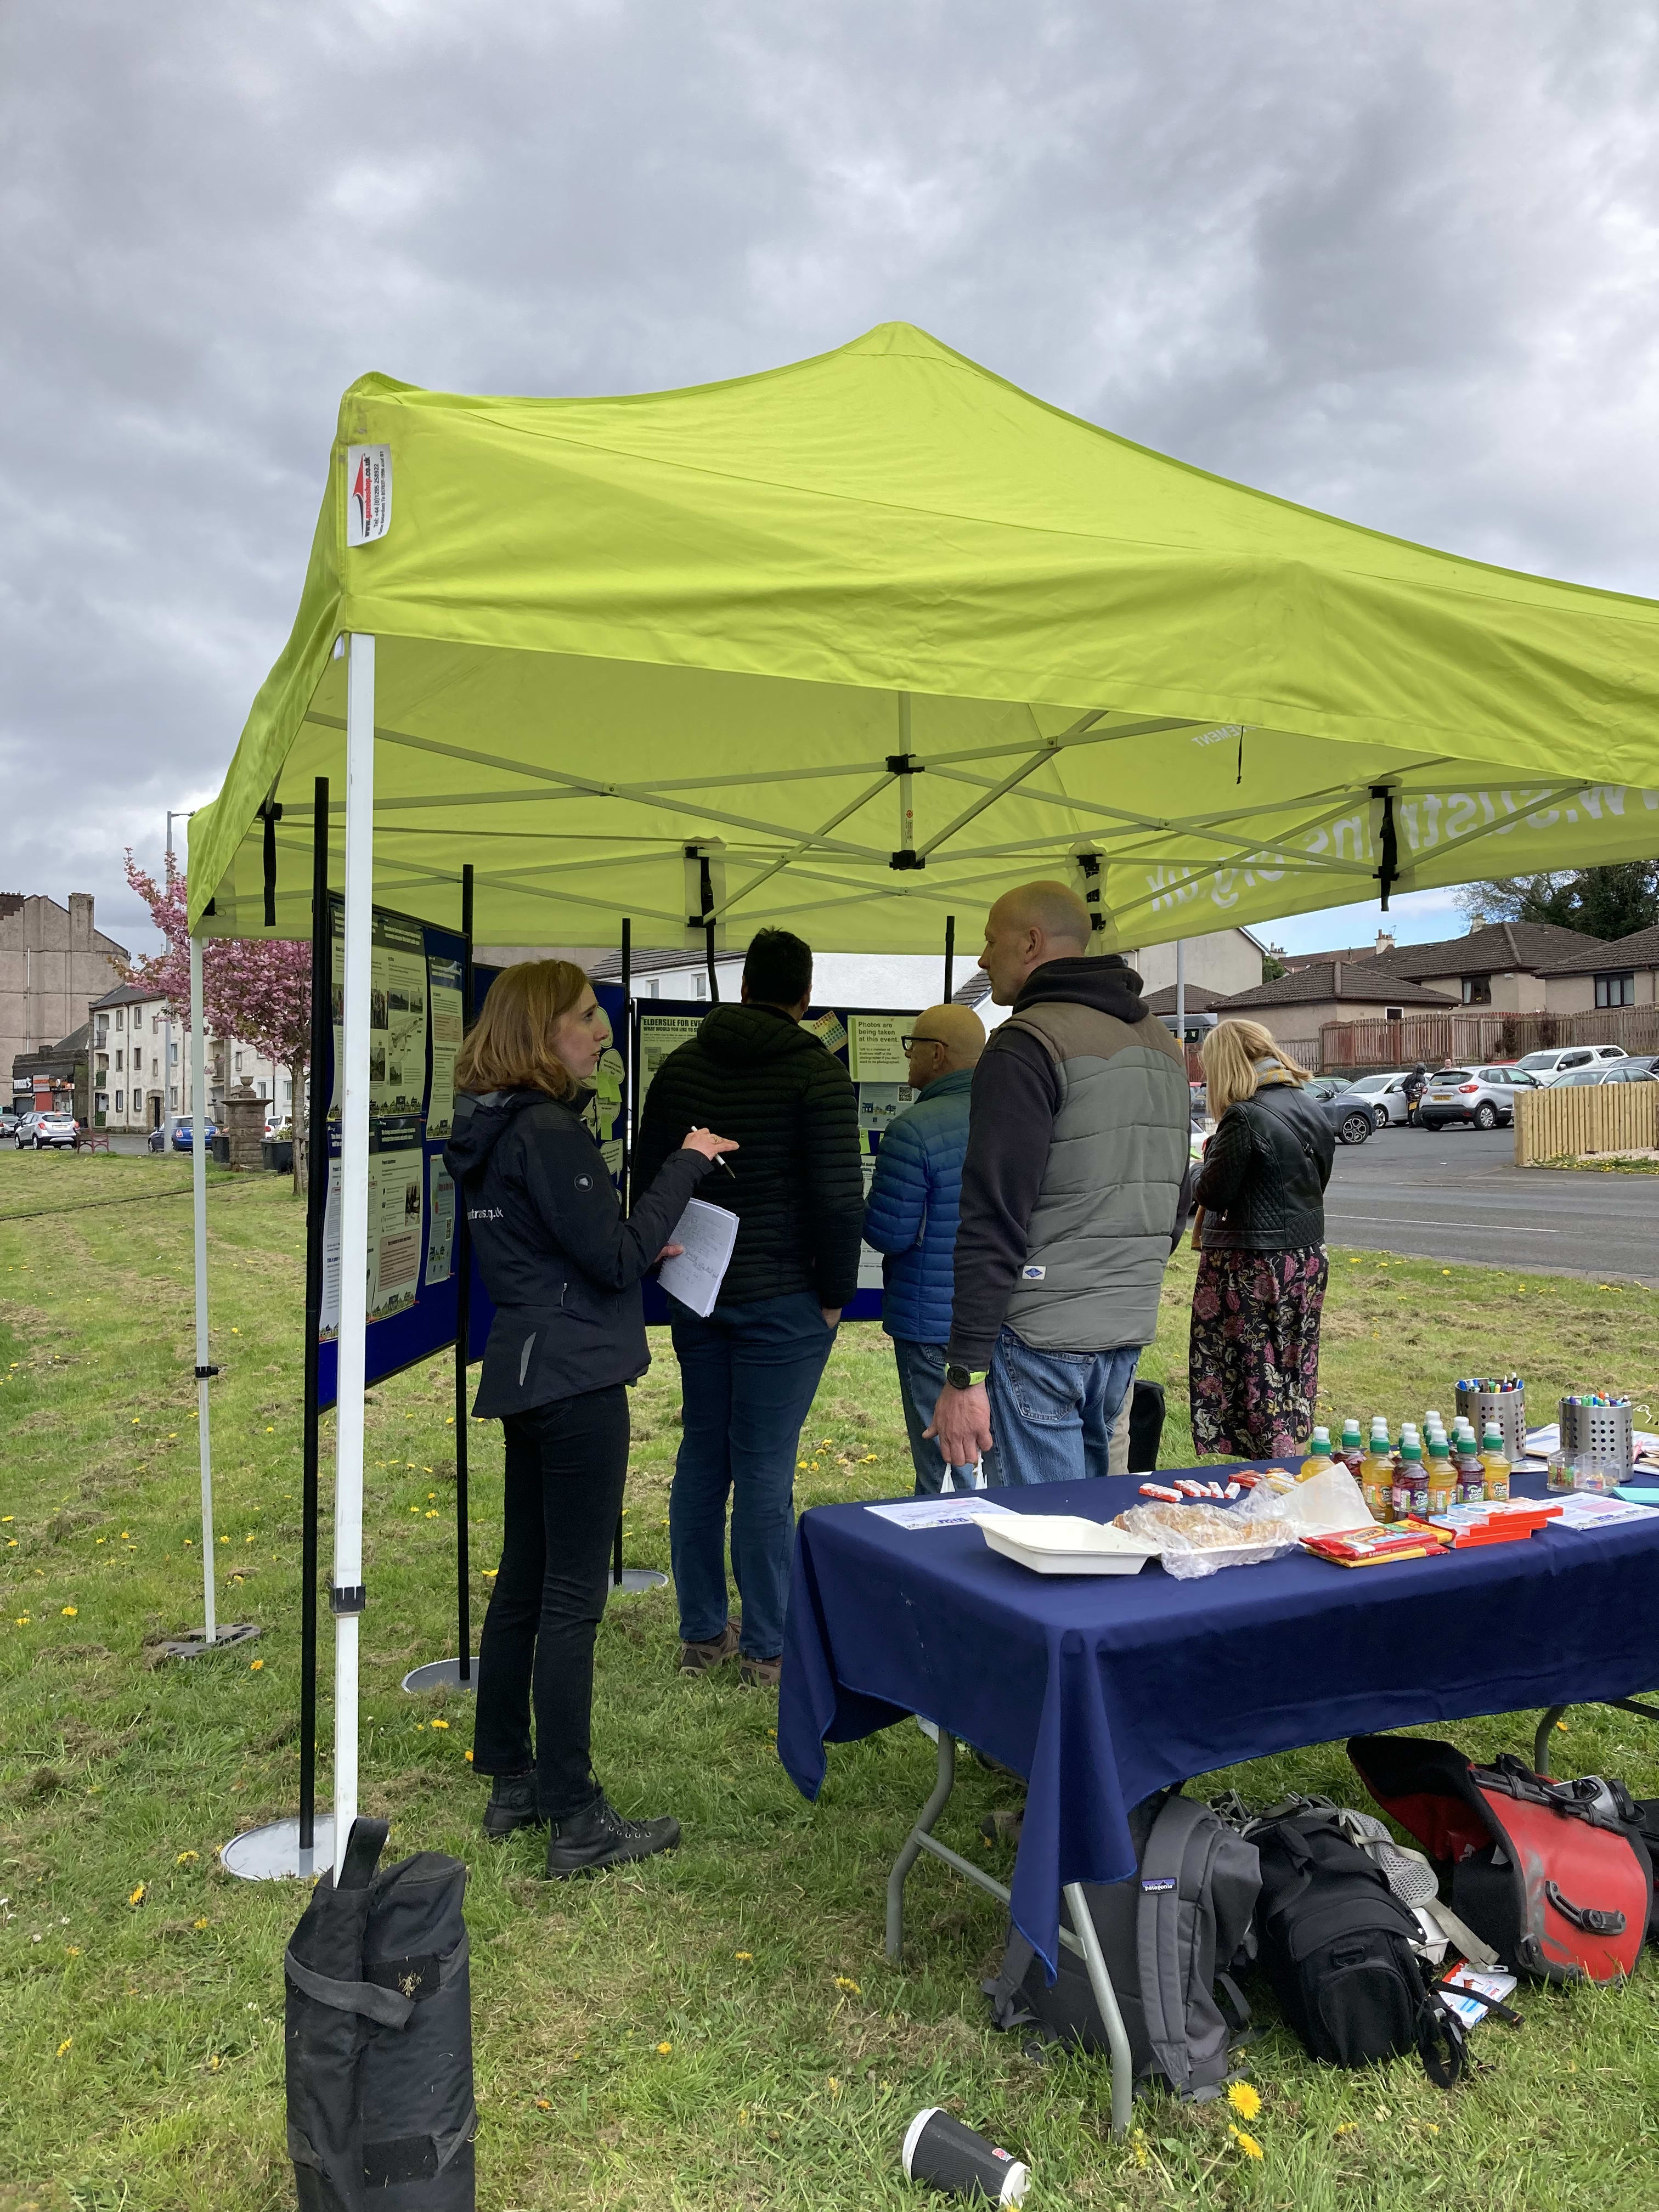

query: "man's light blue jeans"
left=987, top=1327, right=1142, bottom=1486
left=890, top=1337, right=1002, bottom=1494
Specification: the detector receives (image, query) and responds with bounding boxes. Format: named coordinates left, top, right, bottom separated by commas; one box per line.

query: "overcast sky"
left=4, top=0, right=1657, bottom=961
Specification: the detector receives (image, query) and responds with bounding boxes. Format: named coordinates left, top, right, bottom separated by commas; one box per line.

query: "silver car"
left=1551, top=1061, right=1658, bottom=1089
left=1333, top=1069, right=1414, bottom=1130
left=1418, top=1064, right=1543, bottom=1130
left=1514, top=1045, right=1628, bottom=1085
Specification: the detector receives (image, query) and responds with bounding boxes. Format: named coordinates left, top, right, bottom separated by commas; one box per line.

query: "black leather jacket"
left=1194, top=1077, right=1334, bottom=1252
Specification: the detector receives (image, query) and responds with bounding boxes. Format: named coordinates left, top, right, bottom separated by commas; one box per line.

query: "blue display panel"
left=315, top=922, right=627, bottom=1408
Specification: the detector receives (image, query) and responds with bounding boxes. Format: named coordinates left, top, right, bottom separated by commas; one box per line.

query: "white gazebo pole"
left=332, top=631, right=376, bottom=1876
left=190, top=934, right=218, bottom=1643
left=1175, top=938, right=1187, bottom=1078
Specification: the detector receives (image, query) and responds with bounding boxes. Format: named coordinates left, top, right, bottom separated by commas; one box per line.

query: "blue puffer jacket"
left=861, top=1067, right=974, bottom=1344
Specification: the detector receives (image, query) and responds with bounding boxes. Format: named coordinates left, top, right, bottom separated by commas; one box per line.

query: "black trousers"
left=472, top=1384, right=629, bottom=1819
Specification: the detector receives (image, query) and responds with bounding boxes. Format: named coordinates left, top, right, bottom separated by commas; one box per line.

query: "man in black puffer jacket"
left=635, top=929, right=863, bottom=1685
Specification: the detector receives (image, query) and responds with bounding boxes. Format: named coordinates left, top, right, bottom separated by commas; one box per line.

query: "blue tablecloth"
left=777, top=1466, right=1659, bottom=1978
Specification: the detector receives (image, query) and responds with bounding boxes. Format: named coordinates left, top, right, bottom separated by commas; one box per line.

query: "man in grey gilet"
left=928, top=882, right=1189, bottom=1485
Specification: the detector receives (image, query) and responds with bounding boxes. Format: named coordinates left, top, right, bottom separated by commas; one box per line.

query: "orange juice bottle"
left=1300, top=1426, right=1336, bottom=1480
left=1480, top=1423, right=1511, bottom=1503
left=1361, top=1420, right=1396, bottom=1522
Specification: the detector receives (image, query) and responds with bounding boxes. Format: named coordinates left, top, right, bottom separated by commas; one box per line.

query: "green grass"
left=1, top=1149, right=1657, bottom=2210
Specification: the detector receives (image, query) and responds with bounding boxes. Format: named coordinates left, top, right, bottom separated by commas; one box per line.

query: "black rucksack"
left=285, top=1818, right=477, bottom=2209
left=1245, top=1804, right=1467, bottom=2084
left=986, top=1789, right=1260, bottom=2102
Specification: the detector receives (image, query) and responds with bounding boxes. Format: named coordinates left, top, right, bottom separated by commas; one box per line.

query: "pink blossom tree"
left=125, top=851, right=313, bottom=1178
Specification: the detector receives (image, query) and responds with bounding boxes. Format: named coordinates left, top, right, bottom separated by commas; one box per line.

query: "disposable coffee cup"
left=901, top=2107, right=1030, bottom=2204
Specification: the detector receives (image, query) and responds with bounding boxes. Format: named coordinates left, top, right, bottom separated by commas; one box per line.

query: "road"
left=1325, top=1125, right=1659, bottom=1285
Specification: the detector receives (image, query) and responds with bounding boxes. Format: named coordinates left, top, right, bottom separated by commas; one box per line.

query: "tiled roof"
left=1345, top=920, right=1602, bottom=982
left=89, top=980, right=164, bottom=1009
left=1213, top=962, right=1457, bottom=1011
left=1141, top=981, right=1230, bottom=1014
left=1540, top=922, right=1659, bottom=975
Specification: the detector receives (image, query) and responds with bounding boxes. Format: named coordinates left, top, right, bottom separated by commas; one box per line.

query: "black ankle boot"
left=482, top=1772, right=543, bottom=1839
left=544, top=1791, right=680, bottom=1878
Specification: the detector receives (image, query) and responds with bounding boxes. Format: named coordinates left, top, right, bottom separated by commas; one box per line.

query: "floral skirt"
left=1188, top=1244, right=1329, bottom=1459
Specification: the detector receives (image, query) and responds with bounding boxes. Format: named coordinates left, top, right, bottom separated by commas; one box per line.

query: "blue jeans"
left=668, top=1291, right=837, bottom=1661
left=988, top=1328, right=1142, bottom=1486
left=891, top=1337, right=1002, bottom=1494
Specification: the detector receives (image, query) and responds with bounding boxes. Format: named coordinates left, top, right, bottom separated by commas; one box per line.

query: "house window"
left=114, top=1091, right=123, bottom=1112
left=1595, top=972, right=1636, bottom=1008
left=694, top=975, right=707, bottom=1001
left=170, top=1041, right=179, bottom=1064
left=1386, top=1007, right=1403, bottom=1022
left=234, top=1051, right=244, bottom=1073
left=169, top=1085, right=179, bottom=1109
left=115, top=1007, right=125, bottom=1030
left=1462, top=976, right=1492, bottom=1005
left=114, top=1049, right=123, bottom=1072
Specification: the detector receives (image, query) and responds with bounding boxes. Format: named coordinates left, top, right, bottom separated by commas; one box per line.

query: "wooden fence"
left=1514, top=1082, right=1659, bottom=1165
left=1319, top=1005, right=1659, bottom=1076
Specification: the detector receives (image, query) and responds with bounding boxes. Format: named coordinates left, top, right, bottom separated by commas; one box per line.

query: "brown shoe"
left=678, top=1619, right=741, bottom=1674
left=738, top=1655, right=782, bottom=1689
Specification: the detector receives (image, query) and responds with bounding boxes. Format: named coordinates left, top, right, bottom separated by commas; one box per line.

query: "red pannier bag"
left=1348, top=1736, right=1652, bottom=1985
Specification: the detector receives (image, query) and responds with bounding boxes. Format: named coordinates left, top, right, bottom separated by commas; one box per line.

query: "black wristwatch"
left=945, top=1363, right=986, bottom=1391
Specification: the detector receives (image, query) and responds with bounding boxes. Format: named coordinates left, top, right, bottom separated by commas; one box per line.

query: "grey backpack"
left=985, top=1790, right=1261, bottom=2101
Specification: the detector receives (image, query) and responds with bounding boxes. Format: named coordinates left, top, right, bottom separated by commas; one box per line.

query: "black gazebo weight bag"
left=285, top=1818, right=477, bottom=2209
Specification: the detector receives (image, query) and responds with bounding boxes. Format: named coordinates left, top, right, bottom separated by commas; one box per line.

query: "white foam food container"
left=972, top=1513, right=1160, bottom=1576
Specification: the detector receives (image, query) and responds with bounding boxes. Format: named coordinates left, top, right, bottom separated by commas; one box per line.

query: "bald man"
left=862, top=1004, right=998, bottom=1492
left=928, top=882, right=1188, bottom=1486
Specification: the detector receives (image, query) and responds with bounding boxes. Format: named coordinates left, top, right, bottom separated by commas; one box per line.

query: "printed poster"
left=369, top=1118, right=424, bottom=1319
left=637, top=1011, right=705, bottom=1103
left=426, top=953, right=464, bottom=1139
left=584, top=1025, right=626, bottom=1181
left=371, top=911, right=429, bottom=1118
left=847, top=1013, right=912, bottom=1083
left=425, top=1156, right=456, bottom=1286
left=800, top=1009, right=848, bottom=1056
left=319, top=1158, right=343, bottom=1338
left=858, top=1082, right=913, bottom=1136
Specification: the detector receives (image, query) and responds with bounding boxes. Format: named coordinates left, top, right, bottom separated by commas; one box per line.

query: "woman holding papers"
left=445, top=960, right=736, bottom=1877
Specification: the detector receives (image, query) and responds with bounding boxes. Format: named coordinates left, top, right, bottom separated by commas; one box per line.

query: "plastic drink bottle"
left=1453, top=1427, right=1486, bottom=1505
left=1339, top=1418, right=1365, bottom=1482
left=1425, top=1435, right=1456, bottom=1516
left=1300, top=1426, right=1336, bottom=1480
left=1481, top=1423, right=1511, bottom=1503
left=1392, top=1437, right=1427, bottom=1521
left=1362, top=1424, right=1396, bottom=1522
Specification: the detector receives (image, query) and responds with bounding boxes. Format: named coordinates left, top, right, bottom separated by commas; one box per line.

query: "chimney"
left=69, top=892, right=93, bottom=948
left=1375, top=929, right=1395, bottom=956
left=1332, top=959, right=1343, bottom=997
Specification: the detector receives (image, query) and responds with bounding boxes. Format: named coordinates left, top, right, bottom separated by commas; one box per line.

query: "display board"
left=634, top=1002, right=920, bottom=1328
left=314, top=907, right=628, bottom=1408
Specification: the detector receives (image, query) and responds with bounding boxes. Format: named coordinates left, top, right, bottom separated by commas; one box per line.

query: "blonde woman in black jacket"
left=445, top=961, right=735, bottom=1877
left=1188, top=1019, right=1334, bottom=1459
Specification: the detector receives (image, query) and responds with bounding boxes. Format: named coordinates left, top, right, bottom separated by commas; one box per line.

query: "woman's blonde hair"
left=453, top=960, right=591, bottom=1101
left=1200, top=1019, right=1310, bottom=1119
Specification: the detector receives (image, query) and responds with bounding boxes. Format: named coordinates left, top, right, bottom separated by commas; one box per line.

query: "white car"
left=1514, top=1045, right=1628, bottom=1085
left=1335, top=1070, right=1414, bottom=1129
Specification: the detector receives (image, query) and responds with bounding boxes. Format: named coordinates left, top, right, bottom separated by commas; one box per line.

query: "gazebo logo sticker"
left=345, top=444, right=392, bottom=546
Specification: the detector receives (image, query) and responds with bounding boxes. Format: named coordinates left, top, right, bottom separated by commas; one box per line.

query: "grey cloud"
left=3, top=0, right=1656, bottom=956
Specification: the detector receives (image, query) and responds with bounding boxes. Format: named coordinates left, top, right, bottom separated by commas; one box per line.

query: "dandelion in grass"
left=66, top=1945, right=80, bottom=1957
left=833, top=1976, right=860, bottom=1995
left=15, top=1616, right=30, bottom=1627
left=464, top=1750, right=474, bottom=1763
left=128, top=1884, right=146, bottom=1907
left=1226, top=2081, right=1261, bottom=2120
left=827, top=2076, right=841, bottom=2097
left=1229, top=2126, right=1263, bottom=2160
left=430, top=1718, right=450, bottom=1730
left=735, top=1951, right=753, bottom=1962
left=250, top=1659, right=263, bottom=1672
left=535, top=2097, right=551, bottom=2111
left=193, top=1918, right=208, bottom=1931
left=656, top=2041, right=673, bottom=2056
left=57, top=2038, right=72, bottom=2057
left=176, top=1850, right=198, bottom=1865
left=61, top=1606, right=77, bottom=1617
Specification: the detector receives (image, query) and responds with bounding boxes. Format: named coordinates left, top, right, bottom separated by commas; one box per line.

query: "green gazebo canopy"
left=191, top=321, right=1659, bottom=953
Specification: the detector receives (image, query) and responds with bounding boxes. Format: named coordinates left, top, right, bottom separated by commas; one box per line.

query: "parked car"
left=1417, top=1064, right=1544, bottom=1130
left=171, top=1118, right=218, bottom=1152
left=1550, top=1062, right=1657, bottom=1088
left=1514, top=1045, right=1628, bottom=1084
left=1313, top=1085, right=1377, bottom=1147
left=0, top=1108, right=22, bottom=1139
left=1599, top=1057, right=1659, bottom=1084
left=18, top=1111, right=79, bottom=1150
left=1330, top=1069, right=1413, bottom=1129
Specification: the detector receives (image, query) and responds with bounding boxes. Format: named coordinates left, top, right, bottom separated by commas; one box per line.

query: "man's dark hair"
left=743, top=928, right=812, bottom=1008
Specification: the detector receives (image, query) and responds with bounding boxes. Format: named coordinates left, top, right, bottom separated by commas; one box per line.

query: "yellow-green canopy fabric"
left=191, top=322, right=1659, bottom=953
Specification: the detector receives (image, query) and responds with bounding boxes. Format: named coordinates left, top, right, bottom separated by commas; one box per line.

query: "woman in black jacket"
left=1188, top=1019, right=1334, bottom=1459
left=444, top=961, right=735, bottom=1877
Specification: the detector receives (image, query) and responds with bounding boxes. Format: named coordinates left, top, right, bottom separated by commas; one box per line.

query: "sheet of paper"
left=366, top=1118, right=424, bottom=1319
left=800, top=1009, right=848, bottom=1055
left=858, top=1081, right=913, bottom=1136
left=583, top=1032, right=625, bottom=1179
left=637, top=1011, right=706, bottom=1103
left=426, top=953, right=464, bottom=1139
left=424, top=1156, right=456, bottom=1286
left=865, top=1497, right=1017, bottom=1529
left=371, top=912, right=430, bottom=1118
left=318, top=1156, right=343, bottom=1337
left=848, top=1013, right=912, bottom=1083
left=654, top=1197, right=740, bottom=1318
left=1549, top=1492, right=1659, bottom=1530
left=857, top=1151, right=884, bottom=1291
